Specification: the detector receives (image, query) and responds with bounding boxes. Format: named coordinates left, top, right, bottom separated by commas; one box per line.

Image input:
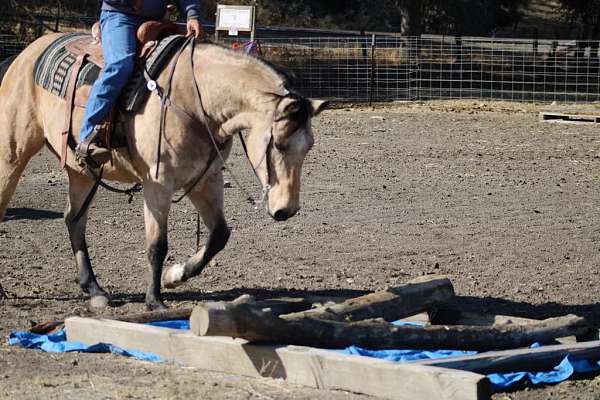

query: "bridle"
left=143, top=36, right=278, bottom=207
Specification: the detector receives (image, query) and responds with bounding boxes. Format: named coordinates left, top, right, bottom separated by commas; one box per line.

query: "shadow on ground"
left=5, top=208, right=63, bottom=221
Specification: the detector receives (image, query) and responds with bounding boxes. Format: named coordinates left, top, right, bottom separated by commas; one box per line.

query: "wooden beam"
left=65, top=317, right=490, bottom=400
left=190, top=301, right=589, bottom=351
left=409, top=340, right=600, bottom=375
left=282, top=276, right=454, bottom=322
left=539, top=111, right=600, bottom=125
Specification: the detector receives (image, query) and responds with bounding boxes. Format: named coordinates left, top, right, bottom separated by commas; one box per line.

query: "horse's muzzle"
left=271, top=208, right=296, bottom=221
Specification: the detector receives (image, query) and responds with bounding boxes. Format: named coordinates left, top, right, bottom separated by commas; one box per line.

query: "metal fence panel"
left=2, top=30, right=599, bottom=103
left=0, top=34, right=27, bottom=61
left=250, top=36, right=600, bottom=103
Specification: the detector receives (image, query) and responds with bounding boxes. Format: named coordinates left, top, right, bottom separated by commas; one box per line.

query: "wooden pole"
left=282, top=275, right=454, bottom=322
left=368, top=34, right=376, bottom=106
left=190, top=301, right=589, bottom=351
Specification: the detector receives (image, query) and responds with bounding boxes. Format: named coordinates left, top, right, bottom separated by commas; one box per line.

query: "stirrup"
left=75, top=142, right=111, bottom=170
left=75, top=126, right=111, bottom=169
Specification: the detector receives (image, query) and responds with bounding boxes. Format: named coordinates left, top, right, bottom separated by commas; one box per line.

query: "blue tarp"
left=8, top=319, right=600, bottom=391
left=8, top=329, right=163, bottom=362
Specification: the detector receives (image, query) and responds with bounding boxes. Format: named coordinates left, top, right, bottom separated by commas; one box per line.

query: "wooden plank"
left=65, top=317, right=490, bottom=400
left=539, top=111, right=600, bottom=124
left=409, top=340, right=600, bottom=375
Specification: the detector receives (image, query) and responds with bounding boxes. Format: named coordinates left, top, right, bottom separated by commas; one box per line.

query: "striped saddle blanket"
left=33, top=32, right=186, bottom=112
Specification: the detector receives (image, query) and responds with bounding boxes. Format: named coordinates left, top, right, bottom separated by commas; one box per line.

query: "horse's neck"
left=193, top=45, right=286, bottom=122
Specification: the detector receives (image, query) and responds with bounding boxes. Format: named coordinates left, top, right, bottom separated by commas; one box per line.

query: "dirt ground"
left=2, top=101, right=600, bottom=399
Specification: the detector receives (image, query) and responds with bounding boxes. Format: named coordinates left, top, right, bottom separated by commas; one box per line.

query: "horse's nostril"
left=273, top=209, right=290, bottom=221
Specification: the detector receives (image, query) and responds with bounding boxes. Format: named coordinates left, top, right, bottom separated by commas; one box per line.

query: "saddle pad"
left=34, top=33, right=92, bottom=98
left=34, top=33, right=187, bottom=113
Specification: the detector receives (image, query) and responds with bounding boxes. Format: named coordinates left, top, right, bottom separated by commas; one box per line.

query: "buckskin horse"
left=0, top=32, right=327, bottom=310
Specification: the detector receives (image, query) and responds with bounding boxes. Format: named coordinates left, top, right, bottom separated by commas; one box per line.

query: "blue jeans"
left=79, top=10, right=145, bottom=141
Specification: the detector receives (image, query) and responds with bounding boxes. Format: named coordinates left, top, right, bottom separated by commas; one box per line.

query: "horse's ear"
left=310, top=99, right=329, bottom=116
left=275, top=97, right=303, bottom=121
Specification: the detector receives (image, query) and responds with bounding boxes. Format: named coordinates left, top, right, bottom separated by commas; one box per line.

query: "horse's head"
left=242, top=93, right=328, bottom=221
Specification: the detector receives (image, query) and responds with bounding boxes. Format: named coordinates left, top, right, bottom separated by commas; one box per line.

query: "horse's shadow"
left=4, top=207, right=63, bottom=221
left=110, top=287, right=371, bottom=306
left=109, top=288, right=600, bottom=327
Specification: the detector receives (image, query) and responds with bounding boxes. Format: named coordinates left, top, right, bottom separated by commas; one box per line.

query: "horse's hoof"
left=89, top=295, right=110, bottom=310
left=162, top=263, right=185, bottom=289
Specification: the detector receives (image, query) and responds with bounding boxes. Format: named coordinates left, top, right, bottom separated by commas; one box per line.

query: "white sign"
left=216, top=5, right=254, bottom=32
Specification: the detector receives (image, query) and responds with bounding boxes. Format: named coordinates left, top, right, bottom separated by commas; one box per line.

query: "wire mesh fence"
left=2, top=26, right=600, bottom=103
left=0, top=34, right=27, bottom=61
left=253, top=35, right=600, bottom=103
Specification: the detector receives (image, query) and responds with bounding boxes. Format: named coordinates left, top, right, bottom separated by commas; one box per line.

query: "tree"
left=558, top=0, right=600, bottom=58
left=559, top=0, right=600, bottom=40
left=388, top=0, right=424, bottom=35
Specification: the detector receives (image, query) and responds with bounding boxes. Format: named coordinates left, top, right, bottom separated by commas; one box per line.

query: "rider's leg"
left=77, top=10, right=142, bottom=157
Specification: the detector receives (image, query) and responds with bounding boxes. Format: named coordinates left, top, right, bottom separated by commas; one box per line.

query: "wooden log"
left=410, top=340, right=600, bottom=375
left=190, top=301, right=590, bottom=351
left=430, top=308, right=538, bottom=327
left=29, top=320, right=64, bottom=334
left=66, top=317, right=490, bottom=400
left=117, top=308, right=194, bottom=324
left=430, top=307, right=599, bottom=343
left=282, top=275, right=454, bottom=322
left=27, top=297, right=325, bottom=334
left=115, top=297, right=337, bottom=324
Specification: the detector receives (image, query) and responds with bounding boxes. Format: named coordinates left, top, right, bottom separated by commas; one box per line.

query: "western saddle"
left=61, top=20, right=183, bottom=169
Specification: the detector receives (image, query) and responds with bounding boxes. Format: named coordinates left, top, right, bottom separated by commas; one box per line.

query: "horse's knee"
left=64, top=211, right=78, bottom=230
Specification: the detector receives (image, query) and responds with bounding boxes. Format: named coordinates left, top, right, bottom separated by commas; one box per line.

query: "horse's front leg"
left=65, top=169, right=109, bottom=309
left=162, top=171, right=230, bottom=288
left=143, top=181, right=173, bottom=310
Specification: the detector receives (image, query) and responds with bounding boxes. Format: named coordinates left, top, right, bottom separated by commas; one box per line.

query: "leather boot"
left=75, top=126, right=112, bottom=168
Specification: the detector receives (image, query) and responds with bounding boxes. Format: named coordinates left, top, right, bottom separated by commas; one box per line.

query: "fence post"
left=55, top=1, right=61, bottom=33
left=369, top=34, right=376, bottom=106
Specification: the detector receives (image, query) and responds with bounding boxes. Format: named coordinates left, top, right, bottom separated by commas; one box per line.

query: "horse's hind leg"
left=0, top=158, right=32, bottom=222
left=65, top=168, right=109, bottom=308
left=0, top=127, right=44, bottom=222
left=162, top=172, right=230, bottom=288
